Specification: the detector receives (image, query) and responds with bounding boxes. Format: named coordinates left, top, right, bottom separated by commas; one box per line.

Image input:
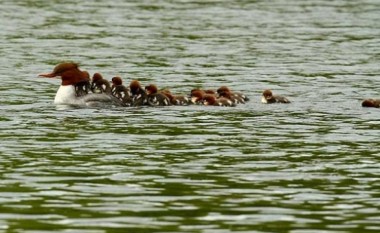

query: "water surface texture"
left=1, top=0, right=380, bottom=232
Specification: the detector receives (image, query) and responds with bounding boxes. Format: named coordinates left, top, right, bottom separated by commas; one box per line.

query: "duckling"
left=75, top=71, right=91, bottom=97
left=145, top=84, right=171, bottom=106
left=91, top=73, right=111, bottom=94
left=161, top=89, right=191, bottom=105
left=203, top=94, right=236, bottom=107
left=218, top=90, right=246, bottom=104
left=362, top=99, right=380, bottom=108
left=217, top=86, right=249, bottom=102
left=190, top=90, right=205, bottom=105
left=261, top=89, right=290, bottom=104
left=129, top=80, right=147, bottom=106
left=111, top=76, right=132, bottom=106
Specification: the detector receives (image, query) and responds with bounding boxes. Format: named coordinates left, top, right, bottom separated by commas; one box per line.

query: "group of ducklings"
left=44, top=62, right=378, bottom=108
left=82, top=74, right=250, bottom=107
left=80, top=73, right=292, bottom=107
left=89, top=74, right=379, bottom=108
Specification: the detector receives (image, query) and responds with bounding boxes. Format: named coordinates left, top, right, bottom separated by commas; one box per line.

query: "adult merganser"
left=261, top=89, right=290, bottom=104
left=39, top=62, right=123, bottom=107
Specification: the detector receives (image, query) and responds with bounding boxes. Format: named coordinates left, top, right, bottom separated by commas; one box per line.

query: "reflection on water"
left=1, top=0, right=380, bottom=232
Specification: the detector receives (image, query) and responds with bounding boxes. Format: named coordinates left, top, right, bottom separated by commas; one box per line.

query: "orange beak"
left=38, top=72, right=59, bottom=78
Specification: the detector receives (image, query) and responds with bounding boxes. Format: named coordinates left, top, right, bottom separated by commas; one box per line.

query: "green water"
left=1, top=0, right=380, bottom=232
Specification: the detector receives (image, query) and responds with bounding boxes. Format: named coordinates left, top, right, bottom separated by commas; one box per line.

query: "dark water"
left=1, top=0, right=380, bottom=232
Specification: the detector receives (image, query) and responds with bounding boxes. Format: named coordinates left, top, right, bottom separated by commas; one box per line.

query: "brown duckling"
left=91, top=73, right=111, bottom=94
left=261, top=89, right=290, bottom=104
left=362, top=99, right=380, bottom=108
left=111, top=76, right=132, bottom=106
left=145, top=84, right=171, bottom=106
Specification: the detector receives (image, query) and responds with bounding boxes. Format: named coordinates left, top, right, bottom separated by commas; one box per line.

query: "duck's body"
left=54, top=85, right=121, bottom=107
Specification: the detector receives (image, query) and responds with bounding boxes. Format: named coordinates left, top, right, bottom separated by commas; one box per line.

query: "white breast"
left=54, top=85, right=83, bottom=105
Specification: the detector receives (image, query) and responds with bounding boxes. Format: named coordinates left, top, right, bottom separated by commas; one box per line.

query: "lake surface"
left=1, top=0, right=380, bottom=232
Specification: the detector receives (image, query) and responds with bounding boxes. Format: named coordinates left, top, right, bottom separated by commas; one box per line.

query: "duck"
left=261, top=89, right=290, bottom=104
left=203, top=94, right=236, bottom=107
left=111, top=76, right=133, bottom=106
left=161, top=89, right=191, bottom=105
left=74, top=71, right=91, bottom=97
left=129, top=80, right=147, bottom=106
left=218, top=89, right=246, bottom=104
left=91, top=72, right=112, bottom=94
left=217, top=86, right=249, bottom=102
left=362, top=99, right=380, bottom=108
left=144, top=84, right=171, bottom=106
left=190, top=90, right=205, bottom=105
left=190, top=88, right=217, bottom=97
left=39, top=62, right=123, bottom=107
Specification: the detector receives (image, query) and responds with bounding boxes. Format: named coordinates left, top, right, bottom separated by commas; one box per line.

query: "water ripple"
left=1, top=0, right=380, bottom=232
